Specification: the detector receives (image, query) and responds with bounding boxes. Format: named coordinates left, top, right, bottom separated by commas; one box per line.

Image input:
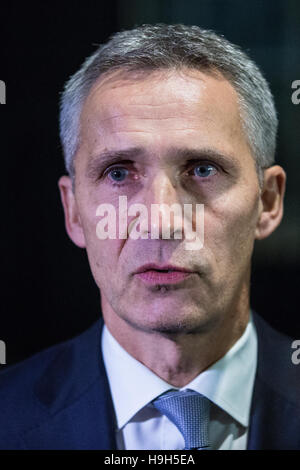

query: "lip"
left=134, top=263, right=195, bottom=285
left=135, top=263, right=194, bottom=274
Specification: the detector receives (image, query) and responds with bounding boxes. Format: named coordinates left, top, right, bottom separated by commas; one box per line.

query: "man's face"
left=63, top=68, right=267, bottom=334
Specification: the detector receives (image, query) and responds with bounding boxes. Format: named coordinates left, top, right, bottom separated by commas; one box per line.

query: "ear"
left=58, top=175, right=86, bottom=248
left=255, top=165, right=286, bottom=240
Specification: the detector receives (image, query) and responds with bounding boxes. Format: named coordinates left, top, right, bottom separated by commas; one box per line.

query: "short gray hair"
left=59, top=23, right=277, bottom=184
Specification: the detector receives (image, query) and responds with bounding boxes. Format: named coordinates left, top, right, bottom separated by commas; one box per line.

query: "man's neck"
left=102, top=305, right=250, bottom=387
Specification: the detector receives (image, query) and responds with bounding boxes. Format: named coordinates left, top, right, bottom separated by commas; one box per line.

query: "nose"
left=135, top=171, right=184, bottom=240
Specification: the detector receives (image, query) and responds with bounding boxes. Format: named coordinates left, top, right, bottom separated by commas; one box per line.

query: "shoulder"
left=0, top=318, right=103, bottom=446
left=252, top=311, right=300, bottom=408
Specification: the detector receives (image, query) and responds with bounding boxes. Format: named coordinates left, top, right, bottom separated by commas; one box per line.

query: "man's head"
left=58, top=24, right=285, bottom=341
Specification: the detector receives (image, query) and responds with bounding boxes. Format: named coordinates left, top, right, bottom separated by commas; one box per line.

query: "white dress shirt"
left=101, top=312, right=257, bottom=450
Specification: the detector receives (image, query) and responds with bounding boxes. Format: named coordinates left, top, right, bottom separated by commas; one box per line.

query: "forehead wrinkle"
left=92, top=105, right=217, bottom=134
left=93, top=101, right=204, bottom=123
left=107, top=126, right=207, bottom=135
left=87, top=111, right=216, bottom=140
left=97, top=114, right=201, bottom=124
left=85, top=78, right=213, bottom=124
left=85, top=86, right=233, bottom=136
left=126, top=101, right=196, bottom=107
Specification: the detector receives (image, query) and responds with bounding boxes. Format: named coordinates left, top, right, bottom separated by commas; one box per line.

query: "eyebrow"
left=168, top=147, right=240, bottom=169
left=85, top=146, right=240, bottom=180
left=86, top=148, right=145, bottom=179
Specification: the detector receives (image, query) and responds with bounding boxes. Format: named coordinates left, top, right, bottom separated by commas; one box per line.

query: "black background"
left=0, top=0, right=299, bottom=365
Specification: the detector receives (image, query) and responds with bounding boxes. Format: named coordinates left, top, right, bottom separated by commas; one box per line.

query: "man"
left=0, top=24, right=299, bottom=450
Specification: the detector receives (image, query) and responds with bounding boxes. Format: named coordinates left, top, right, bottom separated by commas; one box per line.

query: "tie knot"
left=152, top=389, right=211, bottom=450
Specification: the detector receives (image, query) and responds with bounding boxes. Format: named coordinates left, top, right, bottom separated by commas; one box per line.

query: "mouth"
left=134, top=263, right=195, bottom=285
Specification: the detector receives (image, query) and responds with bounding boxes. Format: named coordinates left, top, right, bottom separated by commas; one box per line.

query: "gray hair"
left=59, top=23, right=277, bottom=185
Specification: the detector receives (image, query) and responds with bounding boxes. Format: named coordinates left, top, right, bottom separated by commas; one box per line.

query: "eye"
left=107, top=167, right=129, bottom=182
left=193, top=163, right=217, bottom=178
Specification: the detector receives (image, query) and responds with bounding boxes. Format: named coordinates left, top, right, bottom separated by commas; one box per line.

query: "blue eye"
left=193, top=164, right=217, bottom=178
left=108, top=167, right=129, bottom=182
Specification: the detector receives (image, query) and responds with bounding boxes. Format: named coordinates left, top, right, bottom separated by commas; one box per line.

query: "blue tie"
left=152, top=389, right=211, bottom=450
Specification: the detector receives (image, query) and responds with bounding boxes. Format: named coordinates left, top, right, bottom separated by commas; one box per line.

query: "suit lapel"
left=21, top=318, right=117, bottom=450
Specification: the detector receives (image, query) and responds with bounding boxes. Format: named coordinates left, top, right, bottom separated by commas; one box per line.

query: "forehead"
left=79, top=68, right=250, bottom=162
left=82, top=67, right=240, bottom=119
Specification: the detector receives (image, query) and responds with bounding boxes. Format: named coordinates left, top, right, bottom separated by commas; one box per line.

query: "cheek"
left=204, top=194, right=260, bottom=260
left=85, top=236, right=123, bottom=289
left=75, top=199, right=122, bottom=284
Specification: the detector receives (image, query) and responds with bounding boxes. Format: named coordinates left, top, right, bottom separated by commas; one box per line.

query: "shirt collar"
left=101, top=312, right=257, bottom=429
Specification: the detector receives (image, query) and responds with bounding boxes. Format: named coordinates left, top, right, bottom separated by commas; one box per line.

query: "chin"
left=125, top=307, right=212, bottom=335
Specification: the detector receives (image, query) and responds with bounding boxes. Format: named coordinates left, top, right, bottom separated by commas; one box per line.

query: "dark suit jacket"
left=0, top=312, right=299, bottom=450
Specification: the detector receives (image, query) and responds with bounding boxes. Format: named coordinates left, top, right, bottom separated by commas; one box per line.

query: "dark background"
left=0, top=0, right=299, bottom=365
